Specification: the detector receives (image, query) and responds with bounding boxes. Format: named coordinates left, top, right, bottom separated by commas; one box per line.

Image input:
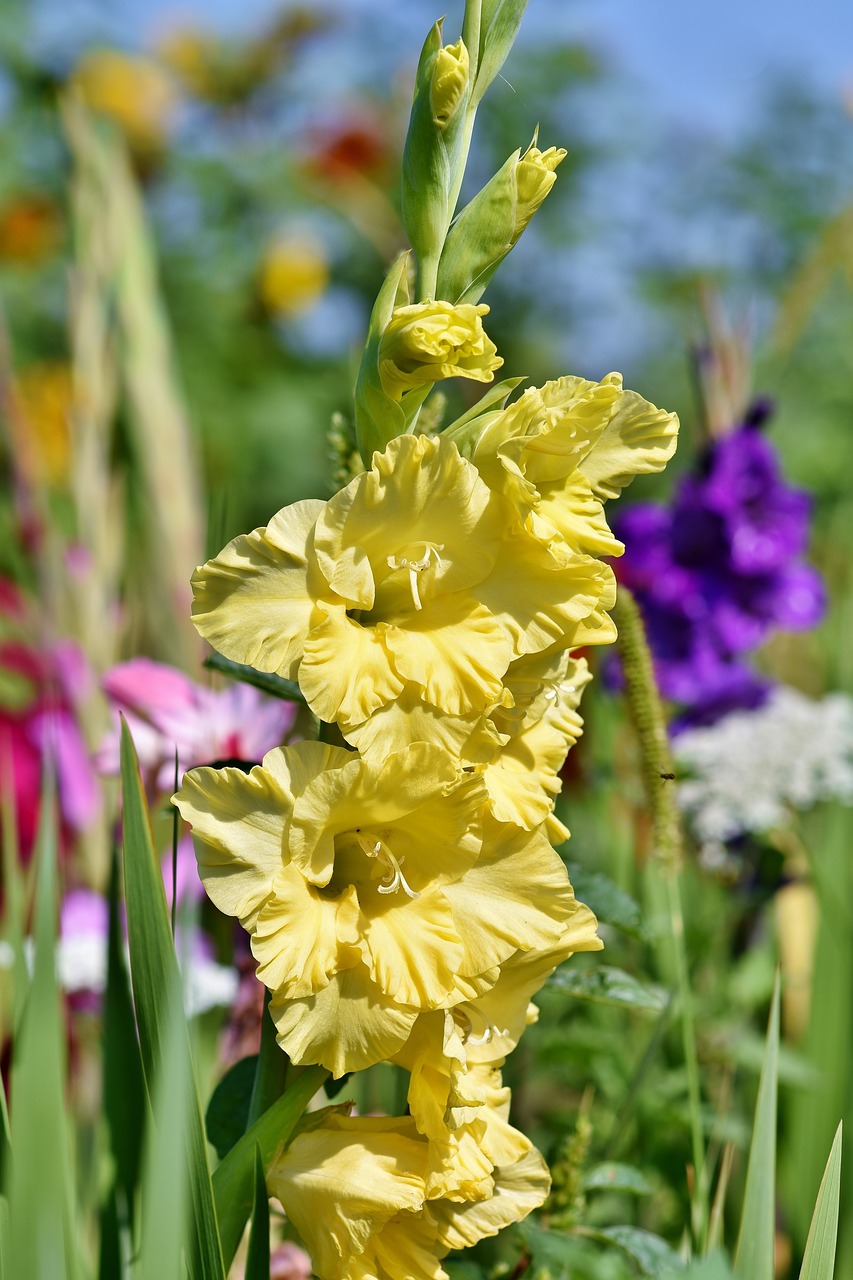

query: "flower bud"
left=514, top=145, right=566, bottom=236
left=430, top=39, right=470, bottom=125
left=436, top=139, right=566, bottom=305
left=378, top=300, right=502, bottom=400
left=401, top=23, right=472, bottom=284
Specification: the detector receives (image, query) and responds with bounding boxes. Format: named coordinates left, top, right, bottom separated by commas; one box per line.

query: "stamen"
left=356, top=834, right=420, bottom=899
left=386, top=542, right=444, bottom=611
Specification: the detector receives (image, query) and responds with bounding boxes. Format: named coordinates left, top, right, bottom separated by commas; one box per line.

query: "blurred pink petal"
left=28, top=708, right=100, bottom=830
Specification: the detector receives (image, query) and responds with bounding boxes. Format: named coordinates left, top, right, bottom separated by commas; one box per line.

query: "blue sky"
left=54, top=0, right=853, bottom=139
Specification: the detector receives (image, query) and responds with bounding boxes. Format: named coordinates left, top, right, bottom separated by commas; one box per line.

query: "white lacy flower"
left=675, top=687, right=853, bottom=843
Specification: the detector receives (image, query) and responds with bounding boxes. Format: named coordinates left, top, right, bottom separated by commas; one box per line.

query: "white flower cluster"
left=675, top=686, right=853, bottom=843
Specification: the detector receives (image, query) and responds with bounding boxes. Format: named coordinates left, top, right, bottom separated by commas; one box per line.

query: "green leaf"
left=137, top=981, right=192, bottom=1280
left=102, top=850, right=147, bottom=1214
left=471, top=0, right=530, bottom=105
left=6, top=790, right=80, bottom=1278
left=733, top=972, right=780, bottom=1280
left=678, top=1254, right=737, bottom=1280
left=121, top=720, right=226, bottom=1280
left=582, top=1162, right=653, bottom=1196
left=583, top=1225, right=684, bottom=1275
left=244, top=1148, right=271, bottom=1280
left=798, top=1122, right=842, bottom=1280
left=443, top=375, right=525, bottom=444
left=212, top=1064, right=328, bottom=1271
left=549, top=964, right=668, bottom=1013
left=206, top=1056, right=258, bottom=1161
left=566, top=864, right=650, bottom=942
left=203, top=653, right=306, bottom=705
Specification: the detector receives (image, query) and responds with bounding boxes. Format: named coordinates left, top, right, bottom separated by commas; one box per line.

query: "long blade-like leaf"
left=733, top=972, right=781, bottom=1280
left=244, top=1147, right=271, bottom=1280
left=7, top=790, right=79, bottom=1278
left=213, top=1065, right=327, bottom=1270
left=121, top=720, right=225, bottom=1280
left=798, top=1122, right=843, bottom=1280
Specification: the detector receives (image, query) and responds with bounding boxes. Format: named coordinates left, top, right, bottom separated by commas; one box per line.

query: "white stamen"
left=386, top=543, right=444, bottom=612
left=357, top=835, right=420, bottom=899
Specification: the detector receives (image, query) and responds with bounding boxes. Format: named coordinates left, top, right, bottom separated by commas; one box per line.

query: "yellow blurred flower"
left=13, top=362, right=74, bottom=488
left=453, top=371, right=679, bottom=560
left=378, top=301, right=502, bottom=400
left=0, top=194, right=62, bottom=266
left=190, top=433, right=614, bottom=755
left=71, top=50, right=177, bottom=155
left=257, top=235, right=329, bottom=318
left=175, top=739, right=576, bottom=1074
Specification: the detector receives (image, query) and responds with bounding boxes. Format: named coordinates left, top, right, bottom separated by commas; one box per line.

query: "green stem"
left=246, top=990, right=289, bottom=1128
left=614, top=586, right=708, bottom=1252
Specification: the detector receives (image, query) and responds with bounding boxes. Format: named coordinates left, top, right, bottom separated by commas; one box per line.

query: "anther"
left=386, top=542, right=444, bottom=612
left=356, top=834, right=420, bottom=899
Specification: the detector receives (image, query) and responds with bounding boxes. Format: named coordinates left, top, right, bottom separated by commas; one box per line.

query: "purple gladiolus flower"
left=614, top=413, right=825, bottom=728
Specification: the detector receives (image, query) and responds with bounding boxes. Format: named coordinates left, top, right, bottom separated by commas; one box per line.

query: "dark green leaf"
left=584, top=1225, right=685, bottom=1275
left=213, top=1065, right=328, bottom=1270
left=121, top=720, right=226, bottom=1280
left=566, top=864, right=649, bottom=942
left=102, top=849, right=147, bottom=1212
left=733, top=974, right=780, bottom=1280
left=203, top=653, right=306, bottom=705
left=244, top=1147, right=270, bottom=1280
left=582, top=1162, right=653, bottom=1196
left=206, top=1057, right=258, bottom=1161
left=549, top=965, right=668, bottom=1013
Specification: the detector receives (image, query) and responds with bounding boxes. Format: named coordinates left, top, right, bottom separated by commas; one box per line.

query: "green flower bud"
left=401, top=22, right=472, bottom=293
left=436, top=139, right=566, bottom=305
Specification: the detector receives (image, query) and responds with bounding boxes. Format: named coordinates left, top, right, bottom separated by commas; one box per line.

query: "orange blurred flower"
left=0, top=194, right=62, bottom=266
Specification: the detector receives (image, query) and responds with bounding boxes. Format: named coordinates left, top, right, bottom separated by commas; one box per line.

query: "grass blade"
left=244, top=1147, right=271, bottom=1280
left=212, top=1064, right=327, bottom=1270
left=120, top=719, right=226, bottom=1280
left=137, top=980, right=192, bottom=1280
left=6, top=788, right=80, bottom=1278
left=733, top=971, right=781, bottom=1280
left=798, top=1122, right=842, bottom=1280
left=103, top=849, right=147, bottom=1218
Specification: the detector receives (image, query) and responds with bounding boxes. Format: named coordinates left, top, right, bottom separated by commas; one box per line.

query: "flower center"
left=355, top=832, right=420, bottom=900
left=386, top=541, right=444, bottom=611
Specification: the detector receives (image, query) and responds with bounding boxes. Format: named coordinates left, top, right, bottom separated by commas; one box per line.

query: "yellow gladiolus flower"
left=191, top=433, right=615, bottom=757
left=175, top=740, right=578, bottom=1075
left=456, top=371, right=678, bottom=560
left=378, top=301, right=502, bottom=400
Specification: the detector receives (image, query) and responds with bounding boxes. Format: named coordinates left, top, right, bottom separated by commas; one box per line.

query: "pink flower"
left=96, top=658, right=299, bottom=792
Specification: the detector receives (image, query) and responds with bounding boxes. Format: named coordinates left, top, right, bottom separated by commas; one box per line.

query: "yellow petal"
left=431, top=1148, right=550, bottom=1250
left=364, top=889, right=465, bottom=1007
left=191, top=498, right=323, bottom=678
left=383, top=593, right=512, bottom=715
left=343, top=684, right=505, bottom=764
left=174, top=762, right=288, bottom=926
left=269, top=1114, right=427, bottom=1277
left=578, top=385, right=679, bottom=501
left=251, top=874, right=360, bottom=999
left=270, top=963, right=418, bottom=1076
left=300, top=605, right=406, bottom=725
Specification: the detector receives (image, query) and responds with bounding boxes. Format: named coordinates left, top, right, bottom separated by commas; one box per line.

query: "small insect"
left=659, top=771, right=676, bottom=781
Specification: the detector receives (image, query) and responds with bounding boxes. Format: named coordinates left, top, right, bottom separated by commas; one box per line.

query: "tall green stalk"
left=614, top=585, right=708, bottom=1252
